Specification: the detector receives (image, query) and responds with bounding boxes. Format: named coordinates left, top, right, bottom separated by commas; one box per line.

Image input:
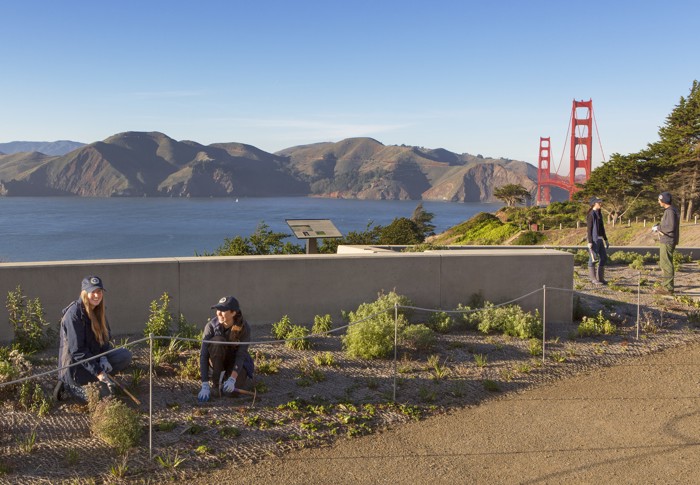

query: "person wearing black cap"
left=54, top=276, right=132, bottom=401
left=586, top=196, right=609, bottom=285
left=198, top=296, right=255, bottom=402
left=652, top=192, right=680, bottom=295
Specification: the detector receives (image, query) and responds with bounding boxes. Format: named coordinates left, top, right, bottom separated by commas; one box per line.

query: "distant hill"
left=0, top=140, right=85, bottom=156
left=0, top=132, right=561, bottom=200
left=277, top=137, right=557, bottom=202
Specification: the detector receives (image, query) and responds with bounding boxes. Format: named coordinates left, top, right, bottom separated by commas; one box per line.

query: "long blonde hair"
left=81, top=290, right=109, bottom=346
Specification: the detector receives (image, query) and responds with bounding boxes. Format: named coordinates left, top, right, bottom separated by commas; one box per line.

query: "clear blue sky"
left=1, top=0, right=697, bottom=169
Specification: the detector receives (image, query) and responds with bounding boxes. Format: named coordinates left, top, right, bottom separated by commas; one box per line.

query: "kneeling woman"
left=56, top=276, right=132, bottom=401
left=198, top=296, right=255, bottom=402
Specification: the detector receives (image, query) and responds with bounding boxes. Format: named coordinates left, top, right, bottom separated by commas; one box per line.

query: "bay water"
left=0, top=197, right=500, bottom=262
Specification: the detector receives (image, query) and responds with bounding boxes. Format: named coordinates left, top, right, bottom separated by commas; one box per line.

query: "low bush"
left=426, top=311, right=455, bottom=333
left=6, top=286, right=52, bottom=354
left=144, top=293, right=174, bottom=349
left=476, top=303, right=543, bottom=339
left=512, top=230, right=545, bottom=245
left=91, top=398, right=142, bottom=454
left=285, top=325, right=312, bottom=350
left=342, top=291, right=412, bottom=359
left=401, top=324, right=436, bottom=351
left=577, top=311, right=617, bottom=337
left=312, top=314, right=333, bottom=335
left=271, top=315, right=292, bottom=340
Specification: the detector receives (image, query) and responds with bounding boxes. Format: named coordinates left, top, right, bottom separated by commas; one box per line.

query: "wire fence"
left=0, top=274, right=695, bottom=482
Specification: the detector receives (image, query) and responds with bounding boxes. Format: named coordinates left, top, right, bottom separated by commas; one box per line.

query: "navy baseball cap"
left=212, top=296, right=240, bottom=312
left=658, top=192, right=672, bottom=204
left=81, top=275, right=106, bottom=293
left=589, top=196, right=603, bottom=206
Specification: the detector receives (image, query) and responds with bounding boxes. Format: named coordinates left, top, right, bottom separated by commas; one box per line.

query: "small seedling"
left=483, top=379, right=500, bottom=392
left=473, top=353, right=488, bottom=368
left=155, top=451, right=186, bottom=469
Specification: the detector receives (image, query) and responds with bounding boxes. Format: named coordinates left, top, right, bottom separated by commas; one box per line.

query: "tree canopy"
left=494, top=184, right=531, bottom=207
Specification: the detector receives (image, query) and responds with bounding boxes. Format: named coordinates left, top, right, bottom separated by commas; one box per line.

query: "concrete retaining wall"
left=0, top=249, right=573, bottom=343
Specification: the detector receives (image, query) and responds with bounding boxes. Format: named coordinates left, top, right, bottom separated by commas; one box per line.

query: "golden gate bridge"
left=536, top=99, right=606, bottom=205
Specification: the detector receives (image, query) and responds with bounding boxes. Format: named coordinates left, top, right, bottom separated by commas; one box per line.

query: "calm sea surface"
left=0, top=197, right=500, bottom=262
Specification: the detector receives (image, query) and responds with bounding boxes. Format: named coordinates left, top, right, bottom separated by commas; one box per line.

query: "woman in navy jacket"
left=55, top=276, right=132, bottom=401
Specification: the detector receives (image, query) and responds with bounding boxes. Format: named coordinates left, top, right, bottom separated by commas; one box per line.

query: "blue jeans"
left=588, top=239, right=607, bottom=267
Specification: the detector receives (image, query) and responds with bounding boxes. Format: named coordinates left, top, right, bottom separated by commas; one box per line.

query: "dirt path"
left=198, top=339, right=700, bottom=484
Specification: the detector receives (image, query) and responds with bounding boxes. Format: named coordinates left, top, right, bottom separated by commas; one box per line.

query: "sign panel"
left=285, top=219, right=343, bottom=239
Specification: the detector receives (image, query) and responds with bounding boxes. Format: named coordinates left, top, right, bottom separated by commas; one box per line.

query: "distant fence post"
left=149, top=333, right=153, bottom=461
left=542, top=285, right=546, bottom=364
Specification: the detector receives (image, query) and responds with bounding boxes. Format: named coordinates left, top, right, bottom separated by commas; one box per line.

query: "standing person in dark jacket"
left=54, top=276, right=132, bottom=401
left=586, top=197, right=610, bottom=285
left=653, top=192, right=680, bottom=295
left=198, top=296, right=254, bottom=402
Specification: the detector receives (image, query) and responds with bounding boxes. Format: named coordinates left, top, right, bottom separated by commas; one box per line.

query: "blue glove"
left=100, top=356, right=112, bottom=374
left=222, top=377, right=236, bottom=393
left=604, top=240, right=610, bottom=249
left=198, top=382, right=210, bottom=402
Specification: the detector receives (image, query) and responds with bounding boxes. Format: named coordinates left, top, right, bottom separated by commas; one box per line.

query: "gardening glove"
left=222, top=376, right=236, bottom=394
left=604, top=240, right=610, bottom=249
left=100, top=356, right=112, bottom=374
left=651, top=224, right=659, bottom=233
left=198, top=382, right=210, bottom=402
left=97, top=372, right=110, bottom=383
left=587, top=242, right=593, bottom=249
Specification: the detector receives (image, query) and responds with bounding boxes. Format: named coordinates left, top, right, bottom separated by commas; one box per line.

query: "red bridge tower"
left=536, top=99, right=596, bottom=204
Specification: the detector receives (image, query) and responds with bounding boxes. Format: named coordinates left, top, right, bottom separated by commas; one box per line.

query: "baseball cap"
left=211, top=296, right=240, bottom=312
left=81, top=275, right=106, bottom=293
left=658, top=192, right=672, bottom=204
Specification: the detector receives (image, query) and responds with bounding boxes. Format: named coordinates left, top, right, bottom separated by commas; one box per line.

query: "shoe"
left=52, top=381, right=65, bottom=401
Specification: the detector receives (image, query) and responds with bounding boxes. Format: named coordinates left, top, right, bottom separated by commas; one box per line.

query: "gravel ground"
left=1, top=262, right=698, bottom=484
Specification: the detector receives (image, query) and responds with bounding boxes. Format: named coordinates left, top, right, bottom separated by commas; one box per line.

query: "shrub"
left=6, top=286, right=51, bottom=353
left=175, top=314, right=201, bottom=350
left=342, top=291, right=411, bottom=359
left=177, top=353, right=200, bottom=380
left=427, top=311, right=454, bottom=333
left=312, top=314, right=333, bottom=335
left=577, top=311, right=617, bottom=337
left=401, top=324, right=436, bottom=351
left=512, top=230, right=545, bottom=245
left=272, top=315, right=292, bottom=340
left=474, top=303, right=542, bottom=339
left=313, top=351, right=337, bottom=367
left=91, top=398, right=142, bottom=454
left=144, top=293, right=174, bottom=349
left=0, top=347, right=31, bottom=400
left=255, top=351, right=282, bottom=374
left=285, top=325, right=312, bottom=350
left=455, top=304, right=479, bottom=330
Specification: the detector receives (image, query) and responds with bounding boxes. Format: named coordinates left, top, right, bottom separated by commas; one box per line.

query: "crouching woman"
left=55, top=276, right=132, bottom=401
left=198, top=296, right=255, bottom=402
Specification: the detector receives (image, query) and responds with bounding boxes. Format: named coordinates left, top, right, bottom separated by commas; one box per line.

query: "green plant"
left=427, top=354, right=451, bottom=380
left=177, top=353, right=201, bottom=380
left=483, top=379, right=500, bottom=392
left=65, top=448, right=80, bottom=466
left=156, top=420, right=177, bottom=432
left=473, top=353, right=488, bottom=368
left=296, top=358, right=325, bottom=386
left=155, top=450, right=186, bottom=469
left=313, top=351, right=337, bottom=367
left=455, top=304, right=479, bottom=330
left=6, top=286, right=51, bottom=353
left=312, top=314, right=333, bottom=334
left=528, top=338, right=543, bottom=356
left=342, top=291, right=412, bottom=359
left=18, top=429, right=37, bottom=453
left=255, top=351, right=282, bottom=374
left=475, top=303, right=542, bottom=339
left=272, top=315, right=292, bottom=340
left=550, top=352, right=567, bottom=363
left=174, top=314, right=201, bottom=350
left=418, top=386, right=436, bottom=402
left=144, top=292, right=174, bottom=349
left=219, top=426, right=241, bottom=438
left=19, top=381, right=51, bottom=417
left=401, top=324, right=436, bottom=351
left=286, top=324, right=312, bottom=350
left=109, top=455, right=129, bottom=478
left=577, top=311, right=617, bottom=337
left=90, top=397, right=142, bottom=454
left=427, top=311, right=454, bottom=333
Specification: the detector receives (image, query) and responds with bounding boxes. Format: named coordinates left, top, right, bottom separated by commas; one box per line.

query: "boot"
left=589, top=266, right=602, bottom=285
left=597, top=265, right=607, bottom=285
